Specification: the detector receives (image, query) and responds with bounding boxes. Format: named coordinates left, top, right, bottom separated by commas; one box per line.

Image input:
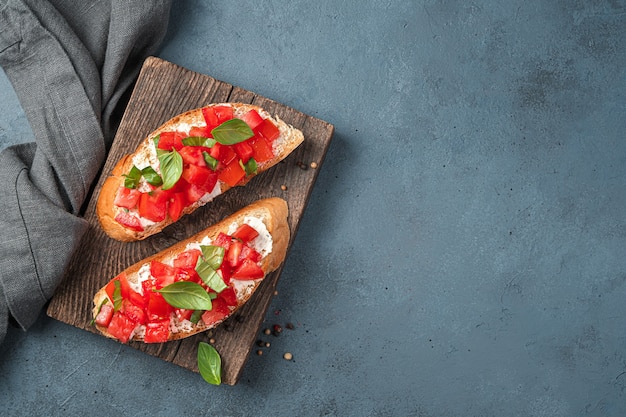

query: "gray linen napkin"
left=0, top=0, right=172, bottom=344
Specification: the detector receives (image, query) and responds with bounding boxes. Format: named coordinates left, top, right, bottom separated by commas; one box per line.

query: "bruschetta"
left=97, top=103, right=304, bottom=241
left=92, top=198, right=289, bottom=343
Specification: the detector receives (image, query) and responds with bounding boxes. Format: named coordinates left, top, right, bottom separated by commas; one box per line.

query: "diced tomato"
left=213, top=232, right=232, bottom=250
left=182, top=164, right=213, bottom=186
left=114, top=211, right=144, bottom=231
left=127, top=288, right=146, bottom=309
left=188, top=126, right=211, bottom=138
left=209, top=142, right=237, bottom=166
left=179, top=146, right=210, bottom=166
left=185, top=183, right=206, bottom=204
left=123, top=300, right=146, bottom=325
left=167, top=192, right=186, bottom=222
left=254, top=118, right=280, bottom=142
left=213, top=105, right=234, bottom=123
left=218, top=263, right=231, bottom=285
left=150, top=260, right=176, bottom=288
left=114, top=187, right=141, bottom=209
left=144, top=319, right=170, bottom=343
left=147, top=292, right=173, bottom=321
left=226, top=240, right=243, bottom=268
left=184, top=174, right=218, bottom=204
left=107, top=312, right=136, bottom=343
left=118, top=272, right=134, bottom=298
left=234, top=141, right=254, bottom=164
left=202, top=107, right=220, bottom=130
left=201, top=298, right=231, bottom=326
left=175, top=308, right=194, bottom=322
left=249, top=136, right=274, bottom=162
left=219, top=286, right=238, bottom=307
left=231, top=223, right=259, bottom=243
left=232, top=258, right=264, bottom=280
left=105, top=279, right=117, bottom=302
left=157, top=131, right=185, bottom=151
left=218, top=159, right=246, bottom=187
left=208, top=142, right=221, bottom=160
left=94, top=304, right=114, bottom=327
left=105, top=273, right=132, bottom=301
left=239, top=109, right=264, bottom=131
left=174, top=249, right=202, bottom=270
left=138, top=191, right=167, bottom=222
left=174, top=267, right=195, bottom=282
left=241, top=245, right=262, bottom=263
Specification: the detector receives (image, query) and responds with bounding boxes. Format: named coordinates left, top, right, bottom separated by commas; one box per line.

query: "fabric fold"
left=0, top=0, right=172, bottom=344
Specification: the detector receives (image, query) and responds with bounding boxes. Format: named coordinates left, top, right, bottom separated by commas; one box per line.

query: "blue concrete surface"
left=2, top=1, right=626, bottom=415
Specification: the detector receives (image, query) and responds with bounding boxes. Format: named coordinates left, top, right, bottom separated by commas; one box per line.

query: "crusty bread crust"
left=96, top=103, right=303, bottom=242
left=93, top=197, right=290, bottom=342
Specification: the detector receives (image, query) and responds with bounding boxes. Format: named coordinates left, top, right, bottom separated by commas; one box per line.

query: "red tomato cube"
left=107, top=312, right=136, bottom=343
left=231, top=224, right=259, bottom=243
left=188, top=126, right=210, bottom=138
left=138, top=191, right=167, bottom=222
left=175, top=308, right=193, bottom=322
left=249, top=136, right=274, bottom=162
left=254, top=118, right=280, bottom=142
left=239, top=109, right=264, bottom=131
left=94, top=304, right=114, bottom=327
left=182, top=164, right=213, bottom=187
left=218, top=286, right=238, bottom=308
left=232, top=258, right=264, bottom=280
left=167, top=192, right=186, bottom=222
left=144, top=320, right=170, bottom=343
left=114, top=211, right=144, bottom=231
left=150, top=260, right=176, bottom=288
left=179, top=146, right=210, bottom=166
left=202, top=107, right=220, bottom=130
left=234, top=141, right=254, bottom=164
left=123, top=301, right=146, bottom=325
left=114, top=187, right=141, bottom=209
left=213, top=105, right=234, bottom=123
left=201, top=298, right=230, bottom=326
left=217, top=159, right=246, bottom=187
left=157, top=131, right=185, bottom=151
left=226, top=240, right=243, bottom=268
left=213, top=232, right=232, bottom=250
left=173, top=249, right=202, bottom=270
left=147, top=292, right=173, bottom=321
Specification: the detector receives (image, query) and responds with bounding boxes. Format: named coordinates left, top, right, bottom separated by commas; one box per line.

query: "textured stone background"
left=2, top=1, right=626, bottom=415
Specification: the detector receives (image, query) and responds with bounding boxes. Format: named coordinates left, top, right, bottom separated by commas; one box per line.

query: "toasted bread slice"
left=92, top=198, right=289, bottom=343
left=97, top=103, right=303, bottom=241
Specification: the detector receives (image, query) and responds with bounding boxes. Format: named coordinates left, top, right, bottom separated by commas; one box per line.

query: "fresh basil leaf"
left=198, top=342, right=221, bottom=385
left=182, top=136, right=217, bottom=148
left=243, top=157, right=257, bottom=176
left=141, top=166, right=163, bottom=187
left=202, top=151, right=219, bottom=171
left=190, top=310, right=203, bottom=324
left=124, top=165, right=142, bottom=189
left=196, top=261, right=227, bottom=293
left=200, top=245, right=225, bottom=270
left=155, top=281, right=213, bottom=310
left=112, top=280, right=123, bottom=312
left=158, top=148, right=183, bottom=190
left=211, top=118, right=253, bottom=145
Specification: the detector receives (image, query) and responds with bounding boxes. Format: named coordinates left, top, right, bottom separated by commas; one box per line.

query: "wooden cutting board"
left=46, top=56, right=333, bottom=385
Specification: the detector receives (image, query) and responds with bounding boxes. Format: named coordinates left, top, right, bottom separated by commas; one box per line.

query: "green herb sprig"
left=155, top=281, right=213, bottom=311
left=211, top=119, right=253, bottom=145
left=198, top=342, right=222, bottom=385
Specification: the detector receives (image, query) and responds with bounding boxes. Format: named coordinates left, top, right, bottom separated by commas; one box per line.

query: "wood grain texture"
left=46, top=57, right=334, bottom=385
